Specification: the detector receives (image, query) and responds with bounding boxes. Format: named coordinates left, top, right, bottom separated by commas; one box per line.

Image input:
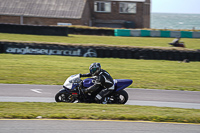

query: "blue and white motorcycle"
left=55, top=74, right=133, bottom=104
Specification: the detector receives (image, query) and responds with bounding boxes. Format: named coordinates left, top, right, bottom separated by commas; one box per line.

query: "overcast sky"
left=151, top=0, right=200, bottom=14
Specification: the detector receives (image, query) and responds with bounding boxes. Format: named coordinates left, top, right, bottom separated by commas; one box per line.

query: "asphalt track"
left=0, top=84, right=200, bottom=109
left=0, top=119, right=200, bottom=133
left=0, top=84, right=200, bottom=132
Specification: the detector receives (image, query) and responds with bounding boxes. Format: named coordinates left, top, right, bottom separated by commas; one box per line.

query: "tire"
left=55, top=92, right=75, bottom=103
left=112, top=90, right=129, bottom=104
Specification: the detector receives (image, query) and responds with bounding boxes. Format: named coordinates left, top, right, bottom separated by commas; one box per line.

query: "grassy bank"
left=0, top=33, right=200, bottom=50
left=0, top=54, right=200, bottom=91
left=0, top=102, right=199, bottom=123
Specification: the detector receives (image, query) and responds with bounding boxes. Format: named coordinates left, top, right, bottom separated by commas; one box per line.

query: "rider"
left=80, top=63, right=114, bottom=103
left=172, top=37, right=180, bottom=46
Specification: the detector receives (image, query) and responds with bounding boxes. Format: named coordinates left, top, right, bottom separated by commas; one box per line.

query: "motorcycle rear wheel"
left=55, top=92, right=75, bottom=103
left=112, top=90, right=128, bottom=104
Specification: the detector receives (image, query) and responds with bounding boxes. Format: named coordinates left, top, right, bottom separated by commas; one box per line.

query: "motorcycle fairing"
left=114, top=79, right=133, bottom=91
left=63, top=74, right=81, bottom=89
left=83, top=78, right=132, bottom=91
left=83, top=78, right=94, bottom=88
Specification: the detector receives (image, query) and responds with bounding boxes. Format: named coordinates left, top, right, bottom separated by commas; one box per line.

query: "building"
left=0, top=0, right=151, bottom=28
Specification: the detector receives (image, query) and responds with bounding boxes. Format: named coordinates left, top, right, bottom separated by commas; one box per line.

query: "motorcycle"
left=169, top=38, right=185, bottom=48
left=169, top=42, right=185, bottom=48
left=55, top=74, right=133, bottom=104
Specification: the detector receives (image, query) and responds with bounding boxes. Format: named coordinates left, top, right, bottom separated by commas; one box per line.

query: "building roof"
left=0, top=0, right=86, bottom=19
left=97, top=0, right=146, bottom=2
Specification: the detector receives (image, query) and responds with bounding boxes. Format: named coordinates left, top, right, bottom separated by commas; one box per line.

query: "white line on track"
left=30, top=89, right=42, bottom=94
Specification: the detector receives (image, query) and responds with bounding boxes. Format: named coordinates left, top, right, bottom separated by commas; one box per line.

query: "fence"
left=115, top=29, right=200, bottom=38
left=0, top=24, right=68, bottom=36
left=68, top=28, right=114, bottom=36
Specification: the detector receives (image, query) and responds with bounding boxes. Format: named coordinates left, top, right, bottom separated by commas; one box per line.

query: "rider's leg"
left=95, top=84, right=115, bottom=103
left=82, top=84, right=100, bottom=94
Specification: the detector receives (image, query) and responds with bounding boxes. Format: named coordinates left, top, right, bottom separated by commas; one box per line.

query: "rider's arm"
left=80, top=73, right=92, bottom=77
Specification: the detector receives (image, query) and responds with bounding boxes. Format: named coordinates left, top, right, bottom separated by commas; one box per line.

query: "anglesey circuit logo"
left=83, top=49, right=97, bottom=57
left=5, top=46, right=97, bottom=57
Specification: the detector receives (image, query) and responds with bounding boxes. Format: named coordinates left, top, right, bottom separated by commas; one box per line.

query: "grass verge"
left=1, top=54, right=200, bottom=91
left=0, top=102, right=199, bottom=124
left=0, top=33, right=200, bottom=50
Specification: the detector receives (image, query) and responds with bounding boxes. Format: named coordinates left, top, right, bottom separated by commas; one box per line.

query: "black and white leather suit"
left=80, top=69, right=114, bottom=102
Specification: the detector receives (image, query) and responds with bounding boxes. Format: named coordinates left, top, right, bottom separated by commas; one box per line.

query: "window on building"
left=94, top=1, right=111, bottom=12
left=120, top=2, right=136, bottom=13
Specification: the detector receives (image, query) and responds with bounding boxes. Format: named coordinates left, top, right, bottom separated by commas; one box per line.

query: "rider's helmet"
left=89, top=63, right=101, bottom=76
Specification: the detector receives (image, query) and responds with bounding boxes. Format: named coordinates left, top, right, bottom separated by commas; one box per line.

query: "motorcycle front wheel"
left=55, top=92, right=75, bottom=103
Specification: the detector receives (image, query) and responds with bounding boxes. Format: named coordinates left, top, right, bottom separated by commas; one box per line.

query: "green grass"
left=1, top=33, right=200, bottom=122
left=0, top=102, right=199, bottom=123
left=0, top=33, right=200, bottom=49
left=1, top=54, right=200, bottom=91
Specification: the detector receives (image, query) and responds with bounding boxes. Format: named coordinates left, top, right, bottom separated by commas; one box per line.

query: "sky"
left=151, top=0, right=200, bottom=14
